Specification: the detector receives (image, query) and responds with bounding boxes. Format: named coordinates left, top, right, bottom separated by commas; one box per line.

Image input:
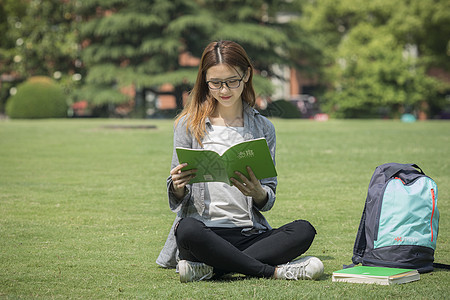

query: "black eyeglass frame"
left=206, top=72, right=246, bottom=90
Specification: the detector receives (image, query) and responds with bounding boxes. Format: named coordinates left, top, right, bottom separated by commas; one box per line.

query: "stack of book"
left=332, top=266, right=420, bottom=285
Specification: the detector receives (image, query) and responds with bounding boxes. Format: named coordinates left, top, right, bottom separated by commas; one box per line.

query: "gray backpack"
left=352, top=163, right=440, bottom=273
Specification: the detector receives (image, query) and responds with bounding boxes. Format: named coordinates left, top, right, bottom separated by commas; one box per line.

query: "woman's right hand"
left=170, top=163, right=196, bottom=198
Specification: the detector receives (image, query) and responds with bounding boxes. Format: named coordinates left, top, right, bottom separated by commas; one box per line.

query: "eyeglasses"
left=206, top=72, right=246, bottom=90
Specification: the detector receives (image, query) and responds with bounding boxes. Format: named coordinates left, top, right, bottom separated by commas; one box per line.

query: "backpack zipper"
left=431, top=188, right=436, bottom=242
left=394, top=177, right=405, bottom=184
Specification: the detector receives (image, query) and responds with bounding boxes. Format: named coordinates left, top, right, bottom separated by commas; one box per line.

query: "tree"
left=325, top=24, right=439, bottom=118
left=7, top=0, right=80, bottom=76
left=76, top=0, right=309, bottom=116
left=76, top=0, right=196, bottom=115
left=301, top=0, right=449, bottom=118
left=384, top=0, right=450, bottom=70
left=0, top=0, right=27, bottom=113
left=0, top=0, right=82, bottom=113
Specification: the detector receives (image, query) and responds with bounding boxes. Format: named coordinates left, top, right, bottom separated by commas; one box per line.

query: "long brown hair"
left=175, top=40, right=256, bottom=145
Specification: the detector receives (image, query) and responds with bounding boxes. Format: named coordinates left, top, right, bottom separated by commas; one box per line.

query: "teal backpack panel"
left=375, top=177, right=439, bottom=250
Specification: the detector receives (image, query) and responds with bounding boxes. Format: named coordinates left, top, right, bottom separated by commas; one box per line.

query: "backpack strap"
left=433, top=263, right=450, bottom=270
left=352, top=202, right=367, bottom=265
left=384, top=163, right=424, bottom=179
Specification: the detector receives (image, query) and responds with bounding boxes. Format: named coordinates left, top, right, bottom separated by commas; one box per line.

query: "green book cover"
left=176, top=138, right=277, bottom=185
left=333, top=266, right=415, bottom=277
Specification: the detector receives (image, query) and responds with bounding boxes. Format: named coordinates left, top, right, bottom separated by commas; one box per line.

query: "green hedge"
left=6, top=77, right=67, bottom=119
left=259, top=100, right=302, bottom=119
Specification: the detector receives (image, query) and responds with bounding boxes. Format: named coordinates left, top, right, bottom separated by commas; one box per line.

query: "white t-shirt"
left=201, top=125, right=253, bottom=228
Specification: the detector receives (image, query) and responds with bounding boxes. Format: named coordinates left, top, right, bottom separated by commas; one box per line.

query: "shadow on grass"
left=102, top=125, right=157, bottom=130
left=316, top=255, right=335, bottom=261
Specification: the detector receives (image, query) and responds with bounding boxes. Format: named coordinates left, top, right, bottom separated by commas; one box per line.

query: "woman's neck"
left=211, top=100, right=244, bottom=127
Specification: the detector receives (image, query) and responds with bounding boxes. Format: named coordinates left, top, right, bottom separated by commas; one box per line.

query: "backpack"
left=352, top=163, right=439, bottom=273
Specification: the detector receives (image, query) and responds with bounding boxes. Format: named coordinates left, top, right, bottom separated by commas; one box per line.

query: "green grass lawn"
left=1, top=118, right=449, bottom=299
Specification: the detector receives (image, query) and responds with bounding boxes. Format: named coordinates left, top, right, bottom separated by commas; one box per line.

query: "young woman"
left=156, top=40, right=323, bottom=282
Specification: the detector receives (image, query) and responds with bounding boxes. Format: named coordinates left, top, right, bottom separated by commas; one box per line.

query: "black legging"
left=175, top=217, right=317, bottom=278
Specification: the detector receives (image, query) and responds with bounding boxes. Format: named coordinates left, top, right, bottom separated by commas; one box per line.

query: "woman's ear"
left=244, top=67, right=251, bottom=83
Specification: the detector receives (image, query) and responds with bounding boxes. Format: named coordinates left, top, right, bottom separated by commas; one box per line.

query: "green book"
left=332, top=266, right=420, bottom=285
left=176, top=138, right=277, bottom=185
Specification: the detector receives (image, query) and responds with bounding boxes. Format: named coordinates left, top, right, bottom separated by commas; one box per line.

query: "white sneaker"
left=275, top=256, right=324, bottom=280
left=178, top=260, right=214, bottom=283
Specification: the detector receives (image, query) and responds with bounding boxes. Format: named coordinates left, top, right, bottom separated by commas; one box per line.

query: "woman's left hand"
left=231, top=166, right=268, bottom=208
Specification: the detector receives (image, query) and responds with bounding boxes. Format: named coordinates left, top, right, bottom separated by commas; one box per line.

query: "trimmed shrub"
left=259, top=100, right=302, bottom=119
left=6, top=76, right=67, bottom=119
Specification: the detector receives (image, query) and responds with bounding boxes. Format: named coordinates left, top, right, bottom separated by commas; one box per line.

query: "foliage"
left=5, top=76, right=68, bottom=118
left=0, top=0, right=27, bottom=113
left=76, top=0, right=309, bottom=111
left=1, top=0, right=449, bottom=118
left=0, top=0, right=27, bottom=68
left=301, top=0, right=450, bottom=118
left=0, top=0, right=83, bottom=113
left=4, top=0, right=81, bottom=77
left=75, top=0, right=200, bottom=110
left=0, top=119, right=449, bottom=297
left=324, top=25, right=441, bottom=118
left=259, top=100, right=302, bottom=119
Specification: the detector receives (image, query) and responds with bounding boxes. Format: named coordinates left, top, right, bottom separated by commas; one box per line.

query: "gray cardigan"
left=156, top=102, right=277, bottom=268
